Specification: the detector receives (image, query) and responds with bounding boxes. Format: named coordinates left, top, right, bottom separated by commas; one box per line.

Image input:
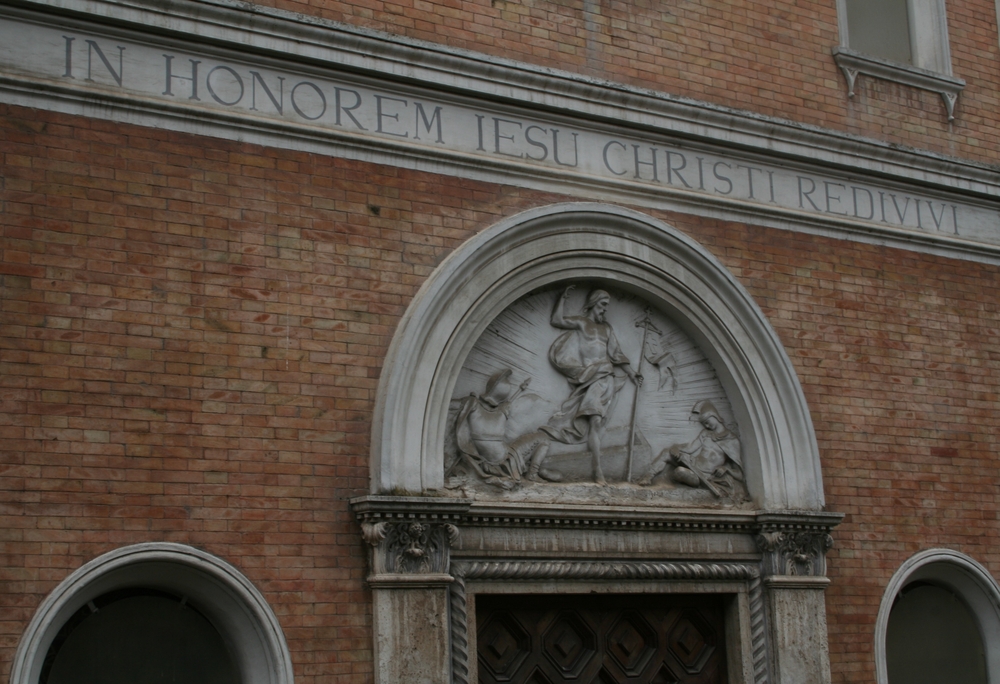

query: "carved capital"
left=365, top=521, right=461, bottom=577
left=756, top=528, right=834, bottom=577
left=361, top=521, right=389, bottom=546
left=350, top=496, right=470, bottom=583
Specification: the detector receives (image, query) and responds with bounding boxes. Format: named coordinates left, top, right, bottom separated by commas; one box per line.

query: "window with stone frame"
left=843, top=0, right=913, bottom=64
left=838, top=0, right=953, bottom=73
left=832, top=0, right=963, bottom=121
left=884, top=581, right=987, bottom=684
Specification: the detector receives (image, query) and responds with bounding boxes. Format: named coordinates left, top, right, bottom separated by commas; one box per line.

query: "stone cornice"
left=4, top=0, right=999, bottom=263
left=755, top=511, right=845, bottom=531
left=7, top=0, right=1000, bottom=196
left=349, top=495, right=471, bottom=522
left=350, top=495, right=843, bottom=533
left=462, top=504, right=760, bottom=532
left=5, top=0, right=1000, bottom=197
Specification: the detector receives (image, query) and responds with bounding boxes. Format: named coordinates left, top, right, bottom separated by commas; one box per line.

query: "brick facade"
left=243, top=0, right=1000, bottom=163
left=4, top=100, right=1000, bottom=681
left=3, top=0, right=1000, bottom=682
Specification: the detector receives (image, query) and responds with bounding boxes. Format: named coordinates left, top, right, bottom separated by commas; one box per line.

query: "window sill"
left=832, top=47, right=965, bottom=121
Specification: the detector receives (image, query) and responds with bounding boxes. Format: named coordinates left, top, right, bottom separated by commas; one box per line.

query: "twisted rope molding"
left=449, top=561, right=768, bottom=684
left=450, top=573, right=470, bottom=684
left=748, top=573, right=767, bottom=684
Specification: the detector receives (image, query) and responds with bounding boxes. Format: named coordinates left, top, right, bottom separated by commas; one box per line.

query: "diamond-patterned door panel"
left=542, top=612, right=597, bottom=677
left=593, top=668, right=617, bottom=684
left=477, top=594, right=726, bottom=684
left=606, top=611, right=657, bottom=676
left=649, top=664, right=682, bottom=684
left=667, top=610, right=717, bottom=675
left=479, top=612, right=531, bottom=681
left=525, top=667, right=554, bottom=684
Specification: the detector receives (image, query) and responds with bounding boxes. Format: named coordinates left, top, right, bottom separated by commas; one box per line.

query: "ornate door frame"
left=354, top=204, right=840, bottom=684
left=353, top=498, right=839, bottom=684
left=472, top=588, right=736, bottom=683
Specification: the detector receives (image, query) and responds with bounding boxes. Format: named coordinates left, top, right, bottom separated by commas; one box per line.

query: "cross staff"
left=626, top=307, right=660, bottom=482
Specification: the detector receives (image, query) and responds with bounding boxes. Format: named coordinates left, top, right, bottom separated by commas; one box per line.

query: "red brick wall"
left=246, top=0, right=1000, bottom=166
left=676, top=216, right=1000, bottom=683
left=4, top=105, right=1000, bottom=683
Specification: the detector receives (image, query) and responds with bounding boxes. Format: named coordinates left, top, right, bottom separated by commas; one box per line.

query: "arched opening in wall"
left=11, top=543, right=295, bottom=684
left=40, top=588, right=241, bottom=684
left=876, top=549, right=1000, bottom=684
left=884, top=581, right=986, bottom=684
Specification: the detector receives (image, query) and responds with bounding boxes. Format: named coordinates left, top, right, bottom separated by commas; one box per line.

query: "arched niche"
left=11, top=543, right=295, bottom=684
left=372, top=203, right=823, bottom=511
left=875, top=549, right=1000, bottom=684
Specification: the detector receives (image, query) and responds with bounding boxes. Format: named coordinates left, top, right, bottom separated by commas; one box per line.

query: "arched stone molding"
left=874, top=548, right=1000, bottom=684
left=10, top=542, right=295, bottom=684
left=372, top=202, right=823, bottom=511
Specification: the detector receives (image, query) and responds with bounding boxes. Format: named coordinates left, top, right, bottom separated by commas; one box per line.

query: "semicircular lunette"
left=444, top=283, right=748, bottom=507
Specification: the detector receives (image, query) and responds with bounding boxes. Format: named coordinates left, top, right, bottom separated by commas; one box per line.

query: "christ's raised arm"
left=550, top=286, right=578, bottom=329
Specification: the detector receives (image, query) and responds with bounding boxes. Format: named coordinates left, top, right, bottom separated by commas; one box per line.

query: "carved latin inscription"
left=4, top=14, right=998, bottom=254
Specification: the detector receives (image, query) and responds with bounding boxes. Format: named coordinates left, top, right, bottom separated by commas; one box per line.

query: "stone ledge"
left=763, top=575, right=831, bottom=589
left=351, top=495, right=844, bottom=532
left=832, top=47, right=966, bottom=121
left=366, top=573, right=455, bottom=588
left=6, top=0, right=998, bottom=194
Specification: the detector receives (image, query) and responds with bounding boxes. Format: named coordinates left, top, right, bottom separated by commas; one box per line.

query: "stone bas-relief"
left=362, top=521, right=460, bottom=575
left=444, top=285, right=749, bottom=505
left=640, top=399, right=745, bottom=497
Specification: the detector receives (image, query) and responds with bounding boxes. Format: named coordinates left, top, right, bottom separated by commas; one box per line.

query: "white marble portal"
left=359, top=204, right=840, bottom=684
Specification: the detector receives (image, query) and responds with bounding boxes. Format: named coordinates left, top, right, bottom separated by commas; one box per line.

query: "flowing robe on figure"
left=540, top=315, right=629, bottom=445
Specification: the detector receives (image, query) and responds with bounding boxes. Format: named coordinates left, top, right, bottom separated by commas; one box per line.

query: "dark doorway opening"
left=477, top=593, right=727, bottom=684
left=886, top=581, right=987, bottom=684
left=41, top=588, right=241, bottom=684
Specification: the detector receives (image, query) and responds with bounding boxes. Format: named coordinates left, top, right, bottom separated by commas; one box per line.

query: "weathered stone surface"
left=446, top=284, right=748, bottom=503
left=766, top=579, right=833, bottom=684
left=353, top=496, right=841, bottom=684
left=372, top=587, right=452, bottom=684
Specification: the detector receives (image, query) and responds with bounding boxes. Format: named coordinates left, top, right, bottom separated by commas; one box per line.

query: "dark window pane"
left=886, top=583, right=987, bottom=684
left=846, top=0, right=913, bottom=64
left=43, top=590, right=241, bottom=684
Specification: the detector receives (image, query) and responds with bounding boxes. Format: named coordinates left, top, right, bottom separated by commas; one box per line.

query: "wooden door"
left=476, top=593, right=727, bottom=684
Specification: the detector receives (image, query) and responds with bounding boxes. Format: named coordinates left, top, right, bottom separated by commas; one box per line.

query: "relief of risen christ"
left=539, top=286, right=642, bottom=485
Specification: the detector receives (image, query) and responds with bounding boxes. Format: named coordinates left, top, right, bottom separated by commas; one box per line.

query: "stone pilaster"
left=756, top=514, right=840, bottom=684
left=354, top=498, right=470, bottom=684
